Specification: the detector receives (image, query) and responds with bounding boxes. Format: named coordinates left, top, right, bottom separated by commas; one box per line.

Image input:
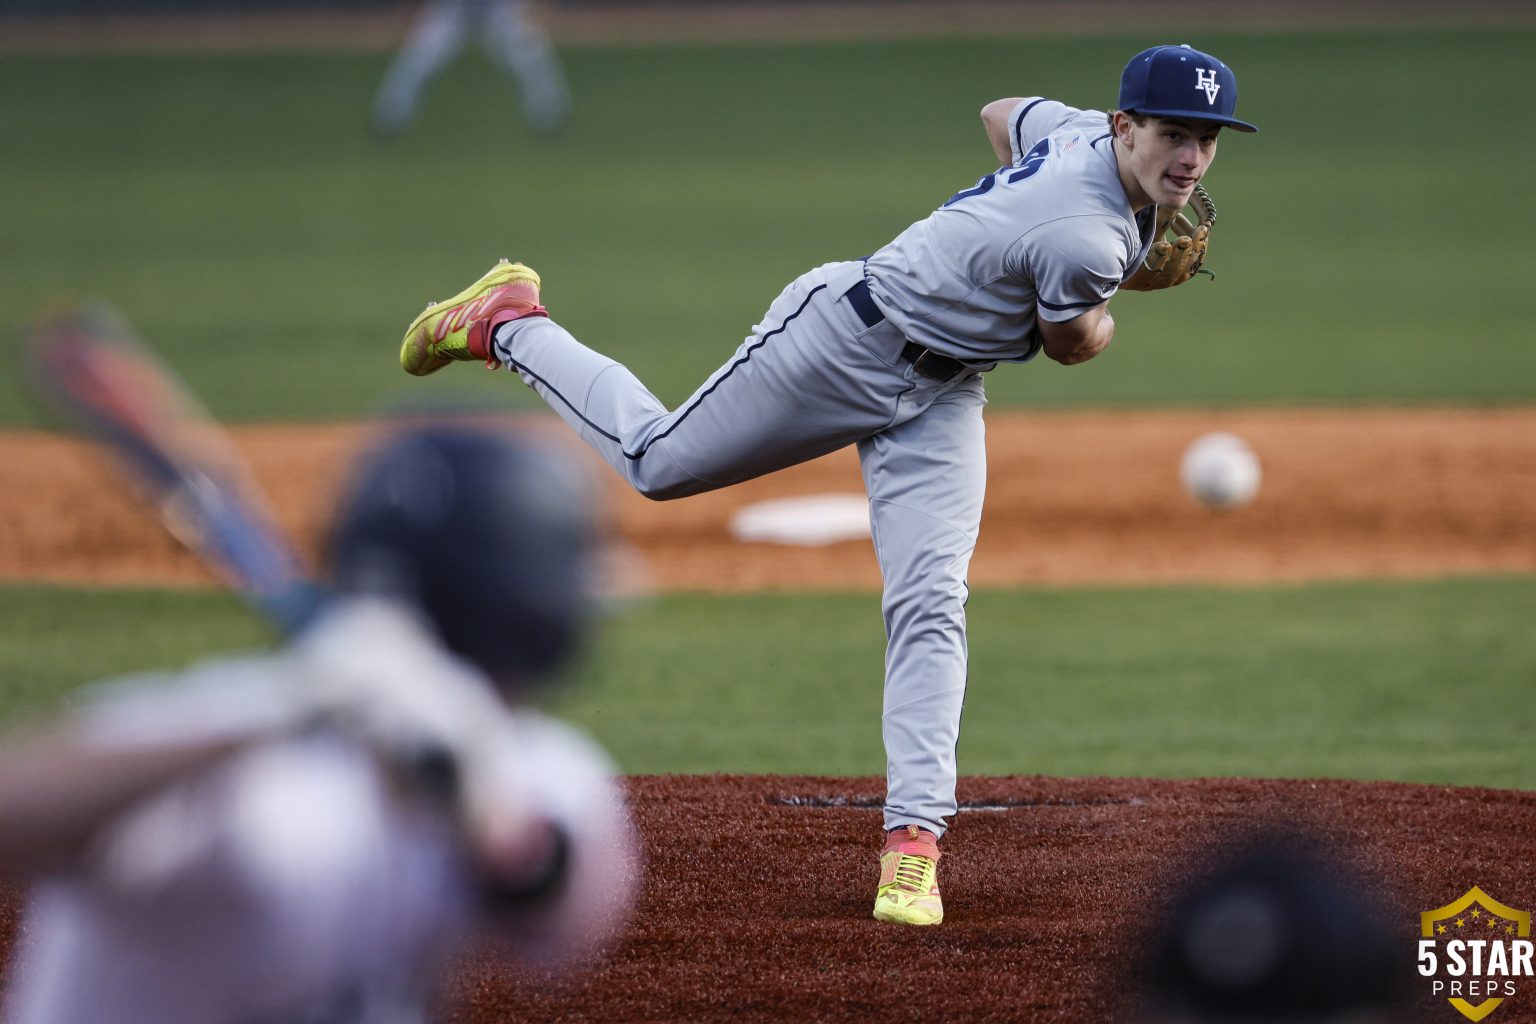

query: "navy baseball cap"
left=1119, top=44, right=1258, bottom=133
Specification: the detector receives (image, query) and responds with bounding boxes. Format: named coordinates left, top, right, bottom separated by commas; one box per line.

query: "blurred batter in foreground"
left=0, top=425, right=633, bottom=1024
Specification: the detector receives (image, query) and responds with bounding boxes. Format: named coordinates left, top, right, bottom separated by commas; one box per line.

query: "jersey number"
left=942, top=138, right=1051, bottom=208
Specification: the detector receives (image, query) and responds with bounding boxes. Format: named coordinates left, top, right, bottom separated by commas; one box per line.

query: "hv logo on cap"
left=1194, top=68, right=1221, bottom=105
left=1118, top=43, right=1258, bottom=133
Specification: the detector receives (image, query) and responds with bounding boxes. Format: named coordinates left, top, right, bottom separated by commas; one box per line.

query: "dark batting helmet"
left=324, top=422, right=599, bottom=688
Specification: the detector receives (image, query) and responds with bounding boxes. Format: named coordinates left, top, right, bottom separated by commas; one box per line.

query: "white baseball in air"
left=1180, top=432, right=1261, bottom=509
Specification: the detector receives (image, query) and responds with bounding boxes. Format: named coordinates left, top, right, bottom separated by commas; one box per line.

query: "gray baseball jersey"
left=489, top=95, right=1146, bottom=839
left=867, top=98, right=1156, bottom=364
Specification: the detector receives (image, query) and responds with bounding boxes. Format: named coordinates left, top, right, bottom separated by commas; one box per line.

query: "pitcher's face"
left=1116, top=114, right=1221, bottom=210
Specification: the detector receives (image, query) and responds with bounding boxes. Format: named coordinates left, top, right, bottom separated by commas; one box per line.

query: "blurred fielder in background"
left=373, top=0, right=570, bottom=137
left=0, top=424, right=634, bottom=1024
left=396, top=44, right=1254, bottom=927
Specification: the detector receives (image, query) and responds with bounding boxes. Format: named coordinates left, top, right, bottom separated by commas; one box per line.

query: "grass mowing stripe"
left=3, top=578, right=1530, bottom=788
left=0, top=588, right=276, bottom=721
left=2, top=28, right=1533, bottom=422
left=565, top=578, right=1536, bottom=787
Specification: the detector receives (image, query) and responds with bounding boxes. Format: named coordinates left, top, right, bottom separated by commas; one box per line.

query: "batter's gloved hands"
left=470, top=712, right=638, bottom=970
left=1121, top=183, right=1217, bottom=291
left=285, top=597, right=515, bottom=808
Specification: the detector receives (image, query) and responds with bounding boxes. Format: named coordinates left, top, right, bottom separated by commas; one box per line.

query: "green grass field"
left=2, top=26, right=1532, bottom=789
left=4, top=578, right=1533, bottom=788
left=3, top=27, right=1534, bottom=422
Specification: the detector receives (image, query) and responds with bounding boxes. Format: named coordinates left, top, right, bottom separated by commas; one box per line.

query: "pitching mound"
left=437, top=774, right=1536, bottom=1022
left=12, top=773, right=1523, bottom=1019
left=2, top=775, right=1533, bottom=1020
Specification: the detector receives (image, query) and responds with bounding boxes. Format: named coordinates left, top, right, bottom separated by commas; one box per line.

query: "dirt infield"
left=4, top=407, right=1534, bottom=593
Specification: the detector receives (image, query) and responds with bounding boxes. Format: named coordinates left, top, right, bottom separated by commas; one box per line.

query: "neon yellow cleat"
left=399, top=259, right=545, bottom=376
left=873, top=825, right=943, bottom=926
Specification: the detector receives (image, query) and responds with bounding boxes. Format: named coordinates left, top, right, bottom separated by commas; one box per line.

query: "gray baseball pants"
left=493, top=259, right=988, bottom=837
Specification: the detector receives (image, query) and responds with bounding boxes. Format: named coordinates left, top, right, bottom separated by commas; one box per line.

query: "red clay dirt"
left=4, top=775, right=1531, bottom=1022
left=454, top=775, right=1534, bottom=1023
left=3, top=408, right=1535, bottom=1023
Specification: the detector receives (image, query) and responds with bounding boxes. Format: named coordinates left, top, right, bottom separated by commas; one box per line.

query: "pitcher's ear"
left=1110, top=110, right=1134, bottom=146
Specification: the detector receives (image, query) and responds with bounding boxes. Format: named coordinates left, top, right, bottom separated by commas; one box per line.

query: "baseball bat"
left=24, top=304, right=531, bottom=827
left=25, top=300, right=323, bottom=634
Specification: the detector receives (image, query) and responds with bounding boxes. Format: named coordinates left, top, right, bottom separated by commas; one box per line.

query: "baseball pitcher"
left=397, top=44, right=1256, bottom=926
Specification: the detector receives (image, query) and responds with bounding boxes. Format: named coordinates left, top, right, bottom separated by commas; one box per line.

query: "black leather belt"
left=843, top=278, right=966, bottom=383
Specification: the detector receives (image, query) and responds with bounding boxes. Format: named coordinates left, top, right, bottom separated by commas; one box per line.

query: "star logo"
left=1420, top=887, right=1532, bottom=1022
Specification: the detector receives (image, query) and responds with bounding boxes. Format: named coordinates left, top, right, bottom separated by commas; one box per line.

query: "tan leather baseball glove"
left=1121, top=183, right=1217, bottom=291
